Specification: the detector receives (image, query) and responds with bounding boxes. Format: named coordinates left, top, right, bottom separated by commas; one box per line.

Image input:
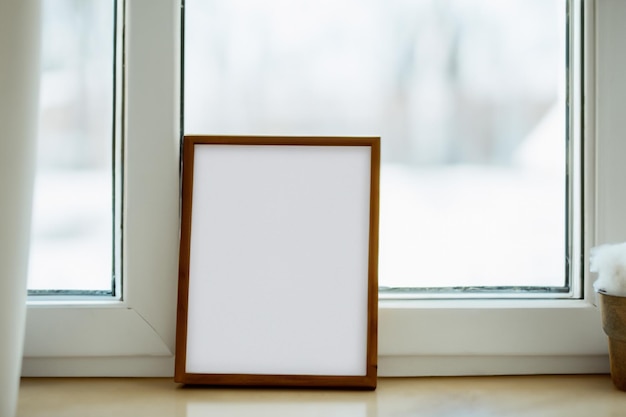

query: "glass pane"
left=184, top=0, right=566, bottom=290
left=28, top=0, right=116, bottom=293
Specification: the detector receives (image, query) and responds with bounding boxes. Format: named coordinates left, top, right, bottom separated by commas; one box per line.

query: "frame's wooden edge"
left=184, top=134, right=380, bottom=147
left=174, top=138, right=196, bottom=381
left=175, top=135, right=380, bottom=389
left=367, top=136, right=380, bottom=385
left=177, top=373, right=377, bottom=390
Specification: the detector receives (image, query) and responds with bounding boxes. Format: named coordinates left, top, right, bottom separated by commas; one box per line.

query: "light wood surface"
left=17, top=375, right=626, bottom=417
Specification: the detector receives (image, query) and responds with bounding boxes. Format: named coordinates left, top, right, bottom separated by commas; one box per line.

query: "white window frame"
left=23, top=0, right=180, bottom=376
left=21, top=0, right=623, bottom=377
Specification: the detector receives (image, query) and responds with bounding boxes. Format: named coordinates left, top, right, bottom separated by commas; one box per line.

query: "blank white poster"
left=185, top=144, right=372, bottom=376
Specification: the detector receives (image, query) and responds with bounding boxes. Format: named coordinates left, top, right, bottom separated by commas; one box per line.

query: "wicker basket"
left=599, top=292, right=626, bottom=390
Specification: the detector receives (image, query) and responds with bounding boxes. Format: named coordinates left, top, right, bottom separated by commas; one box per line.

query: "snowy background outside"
left=29, top=0, right=565, bottom=292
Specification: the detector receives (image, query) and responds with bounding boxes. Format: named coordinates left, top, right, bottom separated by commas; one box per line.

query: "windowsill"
left=18, top=375, right=623, bottom=416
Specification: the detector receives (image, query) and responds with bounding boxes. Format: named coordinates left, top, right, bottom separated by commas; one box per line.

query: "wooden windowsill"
left=18, top=375, right=626, bottom=416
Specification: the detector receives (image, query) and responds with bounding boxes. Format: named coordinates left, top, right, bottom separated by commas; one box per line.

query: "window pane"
left=184, top=0, right=566, bottom=290
left=28, top=0, right=116, bottom=293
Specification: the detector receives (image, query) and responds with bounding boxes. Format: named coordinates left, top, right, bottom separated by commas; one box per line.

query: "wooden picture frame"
left=175, top=135, right=379, bottom=389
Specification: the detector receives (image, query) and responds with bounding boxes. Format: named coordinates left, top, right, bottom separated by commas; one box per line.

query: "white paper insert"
left=186, top=144, right=371, bottom=376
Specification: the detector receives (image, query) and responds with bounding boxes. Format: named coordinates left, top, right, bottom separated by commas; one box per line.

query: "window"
left=22, top=0, right=625, bottom=377
left=29, top=0, right=120, bottom=296
left=184, top=0, right=570, bottom=295
left=23, top=0, right=180, bottom=374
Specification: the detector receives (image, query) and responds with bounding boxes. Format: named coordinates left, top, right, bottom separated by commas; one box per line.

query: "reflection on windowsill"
left=187, top=401, right=369, bottom=417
